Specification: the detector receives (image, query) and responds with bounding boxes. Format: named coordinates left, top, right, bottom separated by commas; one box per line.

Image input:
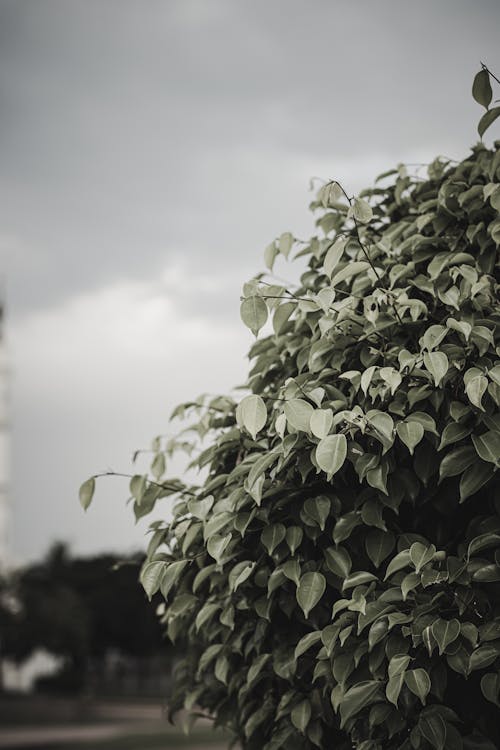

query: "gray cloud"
left=0, top=0, right=498, bottom=561
left=1, top=0, right=498, bottom=314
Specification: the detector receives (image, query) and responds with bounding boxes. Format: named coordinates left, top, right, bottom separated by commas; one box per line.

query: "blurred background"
left=0, top=0, right=498, bottom=747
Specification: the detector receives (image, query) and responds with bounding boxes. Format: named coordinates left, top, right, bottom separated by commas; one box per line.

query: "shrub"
left=82, top=68, right=500, bottom=749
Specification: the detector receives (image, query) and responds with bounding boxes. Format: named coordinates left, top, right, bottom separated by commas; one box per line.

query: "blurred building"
left=0, top=298, right=9, bottom=569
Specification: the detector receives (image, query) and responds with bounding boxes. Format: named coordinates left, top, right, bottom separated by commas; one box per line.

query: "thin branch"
left=327, top=179, right=405, bottom=326
left=92, top=471, right=197, bottom=496
left=481, top=61, right=500, bottom=87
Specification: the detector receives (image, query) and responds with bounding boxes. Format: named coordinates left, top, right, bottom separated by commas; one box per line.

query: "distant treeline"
left=0, top=543, right=171, bottom=694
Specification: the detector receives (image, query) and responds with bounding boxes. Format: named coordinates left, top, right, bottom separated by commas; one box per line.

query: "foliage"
left=84, top=68, right=500, bottom=748
left=1, top=543, right=168, bottom=693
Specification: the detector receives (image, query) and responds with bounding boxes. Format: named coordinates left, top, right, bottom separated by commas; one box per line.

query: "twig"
left=481, top=61, right=500, bottom=87
left=327, top=180, right=405, bottom=326
left=92, top=471, right=197, bottom=496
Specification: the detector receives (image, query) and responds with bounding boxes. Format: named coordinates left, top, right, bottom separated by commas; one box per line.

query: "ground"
left=0, top=696, right=232, bottom=750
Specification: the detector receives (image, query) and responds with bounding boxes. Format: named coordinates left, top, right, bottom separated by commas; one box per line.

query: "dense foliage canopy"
left=83, top=68, right=500, bottom=749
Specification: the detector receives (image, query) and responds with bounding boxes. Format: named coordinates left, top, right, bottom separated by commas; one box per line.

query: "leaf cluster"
left=83, top=70, right=500, bottom=749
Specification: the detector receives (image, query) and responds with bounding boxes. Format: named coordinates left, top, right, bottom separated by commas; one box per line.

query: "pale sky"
left=1, top=0, right=499, bottom=562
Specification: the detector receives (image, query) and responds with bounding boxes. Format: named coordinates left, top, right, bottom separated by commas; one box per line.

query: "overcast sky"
left=0, top=0, right=499, bottom=564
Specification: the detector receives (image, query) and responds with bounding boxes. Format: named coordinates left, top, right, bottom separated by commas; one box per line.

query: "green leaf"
left=388, top=654, right=412, bottom=678
left=366, top=464, right=388, bottom=495
left=79, top=477, right=95, bottom=511
left=326, top=181, right=343, bottom=204
left=291, top=699, right=311, bottom=734
left=237, top=394, right=267, bottom=440
left=247, top=653, right=270, bottom=685
left=207, top=534, right=231, bottom=564
left=406, top=412, right=438, bottom=435
left=438, top=422, right=472, bottom=451
left=401, top=572, right=420, bottom=601
left=365, top=529, right=395, bottom=567
left=310, top=408, right=333, bottom=439
left=352, top=197, right=373, bottom=223
left=278, top=231, right=294, bottom=258
left=192, top=563, right=216, bottom=594
left=294, top=631, right=322, bottom=660
left=384, top=549, right=411, bottom=580
left=478, top=106, right=500, bottom=138
left=214, top=653, right=230, bottom=685
left=188, top=494, right=214, bottom=520
left=468, top=533, right=500, bottom=557
left=361, top=499, right=385, bottom=529
left=203, top=511, right=232, bottom=541
left=304, top=496, right=331, bottom=531
left=386, top=672, right=405, bottom=707
left=439, top=446, right=476, bottom=481
left=422, top=324, right=448, bottom=351
left=198, top=644, right=223, bottom=674
left=229, top=561, right=255, bottom=592
left=472, top=431, right=500, bottom=465
left=140, top=560, right=166, bottom=599
left=342, top=571, right=377, bottom=590
left=261, top=523, right=286, bottom=555
left=130, top=474, right=147, bottom=503
left=470, top=644, right=500, bottom=672
left=423, top=351, right=449, bottom=387
left=489, top=365, right=500, bottom=387
left=405, top=668, right=431, bottom=706
left=431, top=618, right=461, bottom=655
left=281, top=559, right=301, bottom=586
left=367, top=618, right=388, bottom=651
left=333, top=512, right=361, bottom=544
left=316, top=434, right=347, bottom=476
left=480, top=673, right=500, bottom=707
left=472, top=564, right=500, bottom=583
left=195, top=602, right=221, bottom=632
left=447, top=317, right=472, bottom=342
left=339, top=681, right=382, bottom=727
left=324, top=237, right=347, bottom=277
left=324, top=546, right=352, bottom=577
left=472, top=69, right=493, bottom=108
left=151, top=452, right=166, bottom=480
left=284, top=398, right=314, bottom=432
left=316, top=287, right=336, bottom=313
left=244, top=704, right=271, bottom=739
left=459, top=461, right=495, bottom=502
left=247, top=451, right=277, bottom=490
left=160, top=560, right=189, bottom=599
left=366, top=411, right=394, bottom=450
left=360, top=365, right=376, bottom=395
left=296, top=572, right=326, bottom=618
left=169, top=593, right=196, bottom=618
left=379, top=366, right=402, bottom=395
left=466, top=375, right=488, bottom=410
left=396, top=421, right=424, bottom=455
left=264, top=241, right=278, bottom=270
left=489, top=185, right=500, bottom=211
left=419, top=713, right=447, bottom=750
left=240, top=295, right=268, bottom=336
left=410, top=542, right=436, bottom=573
left=273, top=301, right=296, bottom=335
left=286, top=526, right=303, bottom=555
left=330, top=261, right=370, bottom=288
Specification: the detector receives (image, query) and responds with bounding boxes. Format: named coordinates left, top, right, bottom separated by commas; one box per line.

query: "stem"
left=481, top=61, right=500, bottom=87
left=92, top=471, right=197, bottom=496
left=327, top=179, right=405, bottom=326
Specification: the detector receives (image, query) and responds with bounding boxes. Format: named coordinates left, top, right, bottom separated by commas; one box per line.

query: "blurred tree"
left=0, top=543, right=169, bottom=693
